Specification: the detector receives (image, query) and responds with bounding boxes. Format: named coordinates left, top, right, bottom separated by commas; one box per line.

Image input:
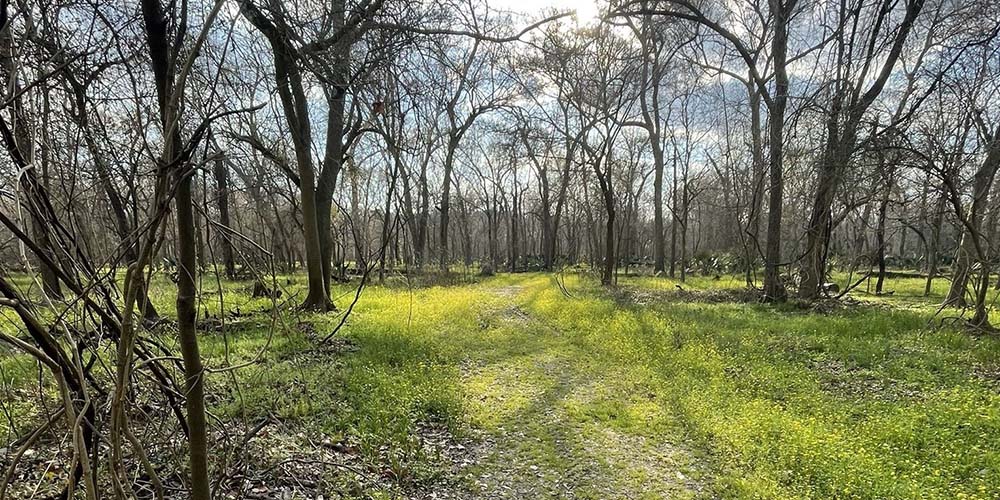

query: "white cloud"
left=489, top=0, right=602, bottom=25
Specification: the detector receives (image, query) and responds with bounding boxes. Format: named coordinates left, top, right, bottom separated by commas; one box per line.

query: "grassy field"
left=2, top=271, right=1000, bottom=499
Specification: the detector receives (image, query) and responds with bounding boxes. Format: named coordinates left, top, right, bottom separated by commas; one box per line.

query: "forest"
left=0, top=0, right=999, bottom=498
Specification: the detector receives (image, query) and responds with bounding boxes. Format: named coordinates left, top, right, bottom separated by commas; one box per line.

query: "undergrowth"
left=2, top=271, right=998, bottom=499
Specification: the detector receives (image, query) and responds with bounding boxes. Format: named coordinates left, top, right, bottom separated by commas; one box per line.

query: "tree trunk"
left=440, top=135, right=460, bottom=271
left=746, top=82, right=765, bottom=287
left=925, top=192, right=945, bottom=296
left=349, top=160, right=366, bottom=271
left=510, top=187, right=519, bottom=273
left=213, top=151, right=236, bottom=278
left=317, top=81, right=346, bottom=294
left=596, top=154, right=616, bottom=286
left=173, top=167, right=211, bottom=500
left=799, top=137, right=852, bottom=299
left=761, top=0, right=792, bottom=302
left=2, top=35, right=62, bottom=298
left=971, top=265, right=992, bottom=327
left=241, top=0, right=330, bottom=310
left=636, top=14, right=666, bottom=276
left=459, top=197, right=473, bottom=267
left=669, top=152, right=678, bottom=278
left=946, top=230, right=974, bottom=307
left=652, top=144, right=665, bottom=275
left=680, top=189, right=688, bottom=283
left=875, top=180, right=891, bottom=294
left=602, top=197, right=615, bottom=286
left=798, top=0, right=921, bottom=300
left=415, top=151, right=430, bottom=269
left=194, top=176, right=206, bottom=269
left=399, top=155, right=418, bottom=267
left=946, top=130, right=1000, bottom=317
left=141, top=0, right=213, bottom=496
left=36, top=84, right=63, bottom=299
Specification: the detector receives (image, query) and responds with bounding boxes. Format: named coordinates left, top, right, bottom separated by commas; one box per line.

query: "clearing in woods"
left=3, top=272, right=999, bottom=499
left=447, top=281, right=706, bottom=499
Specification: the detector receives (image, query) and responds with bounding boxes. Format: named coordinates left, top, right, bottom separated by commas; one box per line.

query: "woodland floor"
left=2, top=272, right=1000, bottom=499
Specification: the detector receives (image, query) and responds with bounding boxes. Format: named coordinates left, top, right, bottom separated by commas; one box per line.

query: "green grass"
left=525, top=272, right=1000, bottom=499
left=2, top=270, right=999, bottom=498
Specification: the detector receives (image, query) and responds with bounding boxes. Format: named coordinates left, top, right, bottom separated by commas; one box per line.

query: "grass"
left=2, top=270, right=999, bottom=498
left=542, top=273, right=999, bottom=499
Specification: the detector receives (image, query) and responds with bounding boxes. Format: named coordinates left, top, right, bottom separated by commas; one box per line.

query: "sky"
left=489, top=0, right=603, bottom=25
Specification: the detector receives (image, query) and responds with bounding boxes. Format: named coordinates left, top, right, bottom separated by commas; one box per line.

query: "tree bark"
left=945, top=129, right=1000, bottom=320
left=924, top=191, right=945, bottom=296
left=874, top=174, right=891, bottom=294
left=1, top=25, right=62, bottom=298
left=440, top=134, right=460, bottom=271
left=746, top=82, right=765, bottom=286
left=317, top=79, right=346, bottom=294
left=761, top=0, right=793, bottom=302
left=141, top=0, right=212, bottom=496
left=213, top=149, right=236, bottom=278
left=798, top=0, right=923, bottom=300
left=416, top=151, right=430, bottom=268
left=240, top=0, right=331, bottom=310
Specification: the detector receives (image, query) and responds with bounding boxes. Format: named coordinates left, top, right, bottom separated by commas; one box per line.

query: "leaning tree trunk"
left=798, top=0, right=921, bottom=300
left=949, top=130, right=1000, bottom=321
left=799, top=138, right=851, bottom=300
left=3, top=42, right=62, bottom=298
left=946, top=229, right=974, bottom=307
left=970, top=265, right=992, bottom=327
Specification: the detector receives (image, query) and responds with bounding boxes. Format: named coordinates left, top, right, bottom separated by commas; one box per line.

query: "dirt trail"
left=418, top=283, right=708, bottom=499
